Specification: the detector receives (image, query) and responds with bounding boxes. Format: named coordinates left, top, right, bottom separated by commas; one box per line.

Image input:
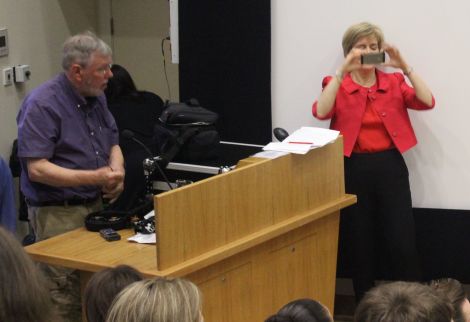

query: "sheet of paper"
left=263, top=127, right=339, bottom=154
left=252, top=150, right=290, bottom=159
left=263, top=142, right=313, bottom=155
left=284, top=127, right=340, bottom=147
left=128, top=233, right=156, bottom=244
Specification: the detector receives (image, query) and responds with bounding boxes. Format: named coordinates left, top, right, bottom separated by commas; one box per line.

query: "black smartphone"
left=99, top=228, right=121, bottom=241
left=361, top=52, right=385, bottom=65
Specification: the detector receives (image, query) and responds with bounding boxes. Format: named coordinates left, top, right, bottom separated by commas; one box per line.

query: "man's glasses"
left=95, top=64, right=113, bottom=75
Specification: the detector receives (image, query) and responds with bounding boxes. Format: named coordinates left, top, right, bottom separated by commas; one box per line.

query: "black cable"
left=161, top=37, right=172, bottom=101
left=152, top=158, right=173, bottom=191
left=110, top=0, right=115, bottom=52
left=122, top=129, right=173, bottom=191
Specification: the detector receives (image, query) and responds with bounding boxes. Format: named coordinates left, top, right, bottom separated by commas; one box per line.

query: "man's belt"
left=26, top=196, right=100, bottom=207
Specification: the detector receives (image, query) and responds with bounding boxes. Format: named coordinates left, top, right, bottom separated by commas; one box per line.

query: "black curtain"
left=336, top=208, right=470, bottom=283
left=179, top=0, right=271, bottom=145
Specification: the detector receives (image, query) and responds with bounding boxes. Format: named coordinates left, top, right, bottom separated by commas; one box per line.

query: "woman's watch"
left=403, top=66, right=413, bottom=76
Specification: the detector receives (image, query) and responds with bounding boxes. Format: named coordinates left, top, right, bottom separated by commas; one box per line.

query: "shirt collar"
left=341, top=69, right=390, bottom=94
left=59, top=72, right=88, bottom=107
left=59, top=73, right=105, bottom=109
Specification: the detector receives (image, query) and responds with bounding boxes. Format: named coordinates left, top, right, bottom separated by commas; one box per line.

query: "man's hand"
left=98, top=166, right=125, bottom=203
left=102, top=180, right=124, bottom=203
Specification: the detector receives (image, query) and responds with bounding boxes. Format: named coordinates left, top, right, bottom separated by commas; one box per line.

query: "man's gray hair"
left=62, top=31, right=112, bottom=70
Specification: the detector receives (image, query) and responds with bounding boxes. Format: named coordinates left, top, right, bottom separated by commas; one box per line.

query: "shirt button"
left=95, top=151, right=99, bottom=155
left=368, top=89, right=372, bottom=93
left=381, top=112, right=386, bottom=117
left=90, top=132, right=94, bottom=136
left=392, top=132, right=397, bottom=137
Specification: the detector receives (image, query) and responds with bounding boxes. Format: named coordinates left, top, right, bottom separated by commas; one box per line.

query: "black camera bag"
left=154, top=99, right=220, bottom=163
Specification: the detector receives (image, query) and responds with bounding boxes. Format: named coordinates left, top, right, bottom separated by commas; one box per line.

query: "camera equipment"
left=361, top=52, right=385, bottom=65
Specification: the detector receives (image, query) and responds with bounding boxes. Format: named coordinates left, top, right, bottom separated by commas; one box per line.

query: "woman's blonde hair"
left=106, top=277, right=203, bottom=322
left=342, top=22, right=384, bottom=57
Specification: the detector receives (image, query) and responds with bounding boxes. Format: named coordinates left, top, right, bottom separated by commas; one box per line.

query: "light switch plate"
left=3, top=67, right=13, bottom=86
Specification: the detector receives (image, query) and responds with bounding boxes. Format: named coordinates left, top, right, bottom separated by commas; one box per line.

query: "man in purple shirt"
left=17, top=31, right=124, bottom=322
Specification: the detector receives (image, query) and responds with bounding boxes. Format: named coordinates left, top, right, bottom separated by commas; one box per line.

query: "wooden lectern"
left=26, top=137, right=355, bottom=322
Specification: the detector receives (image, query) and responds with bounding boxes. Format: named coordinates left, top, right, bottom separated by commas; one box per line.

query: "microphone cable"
left=121, top=129, right=173, bottom=191
left=161, top=37, right=172, bottom=101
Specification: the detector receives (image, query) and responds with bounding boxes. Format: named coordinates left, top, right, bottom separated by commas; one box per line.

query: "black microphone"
left=273, top=127, right=289, bottom=141
left=121, top=129, right=153, bottom=156
left=121, top=129, right=173, bottom=191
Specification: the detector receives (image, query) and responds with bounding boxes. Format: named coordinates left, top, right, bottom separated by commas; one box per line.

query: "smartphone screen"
left=361, top=52, right=385, bottom=65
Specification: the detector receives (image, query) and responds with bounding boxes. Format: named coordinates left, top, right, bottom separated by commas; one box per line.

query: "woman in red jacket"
left=312, top=22, right=435, bottom=302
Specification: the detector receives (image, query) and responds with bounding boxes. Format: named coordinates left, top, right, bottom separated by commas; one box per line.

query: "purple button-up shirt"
left=17, top=73, right=119, bottom=202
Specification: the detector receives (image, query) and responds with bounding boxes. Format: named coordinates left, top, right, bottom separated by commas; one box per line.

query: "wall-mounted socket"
left=14, top=64, right=31, bottom=82
left=2, top=67, right=13, bottom=86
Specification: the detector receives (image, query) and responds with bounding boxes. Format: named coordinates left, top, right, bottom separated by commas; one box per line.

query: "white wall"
left=2, top=1, right=467, bottom=210
left=109, top=0, right=179, bottom=101
left=0, top=0, right=99, bottom=160
left=272, top=0, right=470, bottom=210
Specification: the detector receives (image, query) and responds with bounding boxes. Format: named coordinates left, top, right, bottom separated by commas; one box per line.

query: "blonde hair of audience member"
left=354, top=281, right=453, bottom=322
left=0, top=226, right=55, bottom=322
left=431, top=278, right=470, bottom=322
left=84, top=264, right=143, bottom=322
left=106, top=277, right=203, bottom=322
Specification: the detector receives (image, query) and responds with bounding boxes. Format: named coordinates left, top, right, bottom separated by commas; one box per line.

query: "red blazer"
left=312, top=70, right=435, bottom=156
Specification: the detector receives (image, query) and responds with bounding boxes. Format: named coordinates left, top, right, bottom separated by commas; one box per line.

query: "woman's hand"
left=339, top=48, right=363, bottom=75
left=383, top=43, right=409, bottom=72
left=383, top=43, right=433, bottom=107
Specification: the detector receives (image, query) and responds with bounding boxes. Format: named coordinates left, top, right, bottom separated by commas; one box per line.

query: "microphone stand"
left=142, top=156, right=173, bottom=192
left=121, top=130, right=173, bottom=194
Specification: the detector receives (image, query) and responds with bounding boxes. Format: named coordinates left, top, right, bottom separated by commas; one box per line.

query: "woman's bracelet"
left=403, top=66, right=413, bottom=77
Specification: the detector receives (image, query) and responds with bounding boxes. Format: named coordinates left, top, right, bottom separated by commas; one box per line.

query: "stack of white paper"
left=263, top=127, right=340, bottom=155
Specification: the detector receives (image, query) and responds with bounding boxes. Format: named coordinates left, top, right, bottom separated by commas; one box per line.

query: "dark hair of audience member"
left=430, top=278, right=469, bottom=322
left=84, top=265, right=144, bottom=322
left=265, top=298, right=333, bottom=322
left=0, top=226, right=55, bottom=322
left=105, top=64, right=139, bottom=101
left=354, top=281, right=453, bottom=322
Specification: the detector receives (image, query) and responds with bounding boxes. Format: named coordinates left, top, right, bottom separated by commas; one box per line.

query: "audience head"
left=62, top=31, right=113, bottom=97
left=105, top=64, right=139, bottom=101
left=84, top=264, right=143, bottom=322
left=342, top=22, right=384, bottom=57
left=431, top=278, right=470, bottom=322
left=0, top=226, right=54, bottom=322
left=354, top=281, right=453, bottom=322
left=265, top=298, right=333, bottom=322
left=106, top=277, right=203, bottom=322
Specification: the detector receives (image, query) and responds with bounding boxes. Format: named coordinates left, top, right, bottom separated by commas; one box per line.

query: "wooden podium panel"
left=187, top=212, right=341, bottom=321
left=155, top=137, right=348, bottom=272
left=26, top=137, right=356, bottom=322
